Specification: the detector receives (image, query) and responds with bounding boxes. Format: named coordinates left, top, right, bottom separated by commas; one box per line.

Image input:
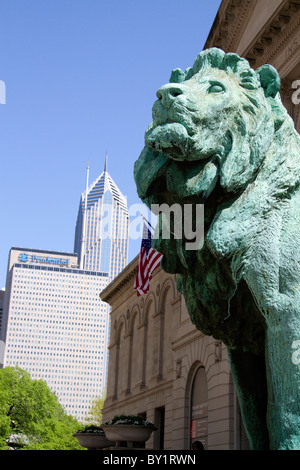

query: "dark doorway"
left=154, top=406, right=165, bottom=450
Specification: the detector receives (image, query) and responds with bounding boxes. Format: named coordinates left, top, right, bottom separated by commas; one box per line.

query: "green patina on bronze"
left=134, top=48, right=300, bottom=450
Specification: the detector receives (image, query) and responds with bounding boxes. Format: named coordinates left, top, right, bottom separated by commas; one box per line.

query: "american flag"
left=134, top=223, right=163, bottom=296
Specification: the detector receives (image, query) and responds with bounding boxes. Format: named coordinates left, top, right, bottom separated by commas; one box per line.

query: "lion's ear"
left=256, top=64, right=281, bottom=98
left=256, top=64, right=286, bottom=130
left=169, top=68, right=186, bottom=83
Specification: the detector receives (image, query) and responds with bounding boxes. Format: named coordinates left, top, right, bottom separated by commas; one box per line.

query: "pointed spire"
left=80, top=162, right=90, bottom=270
left=104, top=152, right=108, bottom=173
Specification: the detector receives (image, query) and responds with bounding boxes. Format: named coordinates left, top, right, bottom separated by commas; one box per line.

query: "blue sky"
left=0, top=0, right=221, bottom=288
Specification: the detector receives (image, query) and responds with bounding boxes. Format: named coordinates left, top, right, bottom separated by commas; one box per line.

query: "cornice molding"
left=100, top=255, right=138, bottom=304
left=264, top=13, right=300, bottom=74
left=226, top=0, right=258, bottom=52
left=205, top=0, right=300, bottom=75
left=204, top=0, right=258, bottom=52
left=244, top=1, right=300, bottom=70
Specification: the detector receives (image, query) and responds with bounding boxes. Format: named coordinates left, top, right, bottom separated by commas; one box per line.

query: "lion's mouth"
left=143, top=157, right=217, bottom=206
left=136, top=120, right=233, bottom=207
left=145, top=173, right=168, bottom=205
left=145, top=121, right=191, bottom=160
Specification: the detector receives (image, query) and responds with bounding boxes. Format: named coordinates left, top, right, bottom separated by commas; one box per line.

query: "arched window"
left=190, top=366, right=208, bottom=449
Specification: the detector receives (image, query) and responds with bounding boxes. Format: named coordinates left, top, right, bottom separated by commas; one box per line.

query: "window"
left=190, top=366, right=208, bottom=450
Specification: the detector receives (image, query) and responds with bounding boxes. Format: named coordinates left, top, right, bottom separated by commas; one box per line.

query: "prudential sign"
left=18, top=252, right=69, bottom=266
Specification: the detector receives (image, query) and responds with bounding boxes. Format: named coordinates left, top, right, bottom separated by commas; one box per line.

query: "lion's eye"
left=208, top=83, right=225, bottom=94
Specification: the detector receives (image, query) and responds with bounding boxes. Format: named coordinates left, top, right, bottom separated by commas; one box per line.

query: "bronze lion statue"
left=134, top=48, right=300, bottom=450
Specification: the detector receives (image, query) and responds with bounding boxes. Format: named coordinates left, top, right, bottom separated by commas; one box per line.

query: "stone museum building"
left=101, top=259, right=246, bottom=450
left=101, top=0, right=300, bottom=450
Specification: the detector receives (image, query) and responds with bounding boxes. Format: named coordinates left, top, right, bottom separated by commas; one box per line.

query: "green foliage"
left=85, top=390, right=106, bottom=426
left=0, top=366, right=83, bottom=450
left=104, top=414, right=154, bottom=426
left=76, top=424, right=105, bottom=434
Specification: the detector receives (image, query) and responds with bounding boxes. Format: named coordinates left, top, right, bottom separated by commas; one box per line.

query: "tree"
left=0, top=366, right=83, bottom=450
left=85, top=390, right=106, bottom=426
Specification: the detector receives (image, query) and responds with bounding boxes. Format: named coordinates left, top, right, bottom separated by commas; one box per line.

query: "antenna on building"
left=80, top=162, right=89, bottom=269
left=104, top=151, right=108, bottom=172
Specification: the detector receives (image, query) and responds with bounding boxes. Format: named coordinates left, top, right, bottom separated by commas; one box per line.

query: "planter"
left=102, top=424, right=155, bottom=447
left=73, top=432, right=114, bottom=450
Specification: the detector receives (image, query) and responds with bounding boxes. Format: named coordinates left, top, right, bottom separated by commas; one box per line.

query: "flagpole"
left=140, top=213, right=155, bottom=231
left=134, top=214, right=163, bottom=296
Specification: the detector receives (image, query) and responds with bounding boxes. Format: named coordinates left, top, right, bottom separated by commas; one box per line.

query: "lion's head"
left=135, top=48, right=288, bottom=202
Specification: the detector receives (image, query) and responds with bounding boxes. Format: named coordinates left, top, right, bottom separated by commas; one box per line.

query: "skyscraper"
left=0, top=160, right=129, bottom=422
left=73, top=158, right=129, bottom=401
left=74, top=157, right=129, bottom=279
left=1, top=247, right=109, bottom=421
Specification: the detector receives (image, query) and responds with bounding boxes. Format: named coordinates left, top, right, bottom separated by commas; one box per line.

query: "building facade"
left=100, top=0, right=300, bottom=450
left=0, top=248, right=109, bottom=422
left=74, top=159, right=129, bottom=279
left=100, top=258, right=248, bottom=450
left=73, top=160, right=130, bottom=407
left=0, top=289, right=4, bottom=360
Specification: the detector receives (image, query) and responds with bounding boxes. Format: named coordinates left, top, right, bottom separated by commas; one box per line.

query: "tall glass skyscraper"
left=74, top=157, right=129, bottom=280
left=74, top=159, right=129, bottom=397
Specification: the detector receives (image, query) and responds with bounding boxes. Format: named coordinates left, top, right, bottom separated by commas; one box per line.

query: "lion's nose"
left=156, top=84, right=184, bottom=108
